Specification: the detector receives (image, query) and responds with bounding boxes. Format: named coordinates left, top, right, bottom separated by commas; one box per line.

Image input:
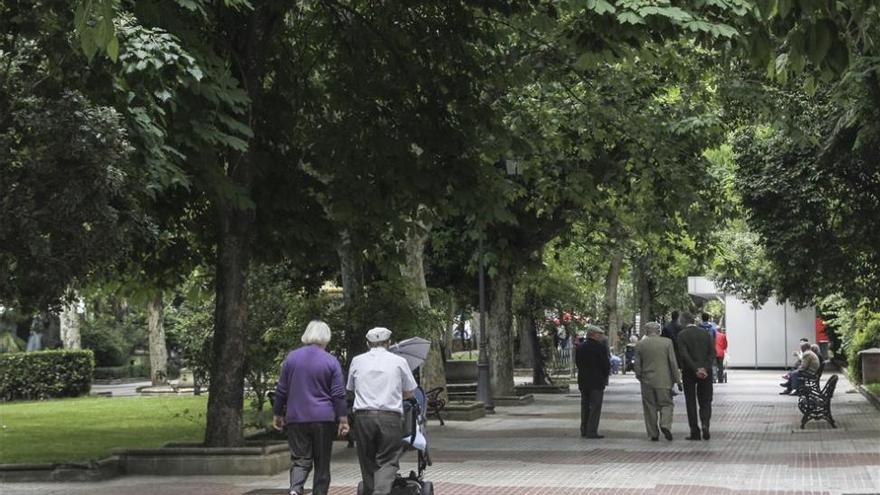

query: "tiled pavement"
left=4, top=370, right=879, bottom=495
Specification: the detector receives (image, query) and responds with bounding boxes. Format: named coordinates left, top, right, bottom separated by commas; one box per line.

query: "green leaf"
left=802, top=76, right=817, bottom=96
left=574, top=52, right=597, bottom=70
left=107, top=36, right=120, bottom=62
left=777, top=0, right=792, bottom=19
left=586, top=0, right=616, bottom=15
left=806, top=21, right=833, bottom=66
left=617, top=11, right=645, bottom=25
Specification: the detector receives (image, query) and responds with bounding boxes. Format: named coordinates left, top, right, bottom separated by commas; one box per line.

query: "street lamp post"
left=476, top=236, right=495, bottom=413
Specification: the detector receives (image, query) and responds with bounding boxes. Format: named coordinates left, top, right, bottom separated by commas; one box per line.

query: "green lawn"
left=0, top=395, right=208, bottom=464
left=448, top=351, right=477, bottom=361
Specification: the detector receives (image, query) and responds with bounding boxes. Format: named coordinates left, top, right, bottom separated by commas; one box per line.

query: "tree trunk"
left=487, top=265, right=515, bottom=397
left=147, top=292, right=168, bottom=386
left=59, top=298, right=81, bottom=350
left=637, top=262, right=653, bottom=334
left=204, top=201, right=252, bottom=447
left=445, top=294, right=456, bottom=360
left=337, top=229, right=366, bottom=364
left=604, top=250, right=624, bottom=353
left=517, top=316, right=533, bottom=367
left=520, top=287, right=549, bottom=385
left=399, top=222, right=448, bottom=400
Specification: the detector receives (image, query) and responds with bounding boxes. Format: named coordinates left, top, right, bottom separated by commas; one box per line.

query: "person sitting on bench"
left=780, top=342, right=819, bottom=395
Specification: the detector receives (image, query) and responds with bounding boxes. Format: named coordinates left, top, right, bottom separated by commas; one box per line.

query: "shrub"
left=0, top=350, right=94, bottom=401
left=849, top=317, right=880, bottom=385
left=93, top=363, right=151, bottom=380
left=0, top=330, right=25, bottom=353
left=81, top=318, right=138, bottom=367
left=93, top=365, right=129, bottom=380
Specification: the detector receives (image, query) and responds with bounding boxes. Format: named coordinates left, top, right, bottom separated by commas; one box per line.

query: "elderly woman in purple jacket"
left=273, top=321, right=349, bottom=495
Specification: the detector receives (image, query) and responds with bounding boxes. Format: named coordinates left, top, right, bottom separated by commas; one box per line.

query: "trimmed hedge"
left=0, top=350, right=94, bottom=401
left=93, top=363, right=151, bottom=380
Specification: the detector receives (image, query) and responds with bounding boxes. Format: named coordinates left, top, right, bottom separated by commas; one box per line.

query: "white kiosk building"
left=687, top=277, right=815, bottom=369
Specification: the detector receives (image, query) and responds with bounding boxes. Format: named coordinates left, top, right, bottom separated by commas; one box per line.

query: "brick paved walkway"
left=4, top=370, right=879, bottom=495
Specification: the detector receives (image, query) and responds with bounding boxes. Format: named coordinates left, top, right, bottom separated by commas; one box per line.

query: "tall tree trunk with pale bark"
left=59, top=298, right=81, bottom=350
left=147, top=292, right=168, bottom=386
left=488, top=265, right=515, bottom=397
left=637, top=261, right=653, bottom=333
left=399, top=221, right=448, bottom=400
left=337, top=229, right=366, bottom=364
left=604, top=251, right=624, bottom=353
left=520, top=287, right=550, bottom=385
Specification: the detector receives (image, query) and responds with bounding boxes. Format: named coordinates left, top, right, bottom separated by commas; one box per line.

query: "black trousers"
left=715, top=357, right=725, bottom=382
left=682, top=369, right=713, bottom=434
left=286, top=421, right=336, bottom=495
left=580, top=388, right=605, bottom=436
left=353, top=412, right=404, bottom=495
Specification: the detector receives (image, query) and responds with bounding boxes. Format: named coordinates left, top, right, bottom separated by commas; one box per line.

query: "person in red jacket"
left=715, top=327, right=728, bottom=383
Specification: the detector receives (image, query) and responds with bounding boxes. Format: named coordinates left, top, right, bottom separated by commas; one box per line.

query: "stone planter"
left=515, top=383, right=570, bottom=395
left=493, top=394, right=534, bottom=406
left=115, top=442, right=288, bottom=476
left=443, top=401, right=486, bottom=421
left=0, top=459, right=121, bottom=483
left=445, top=360, right=477, bottom=383
left=858, top=348, right=880, bottom=385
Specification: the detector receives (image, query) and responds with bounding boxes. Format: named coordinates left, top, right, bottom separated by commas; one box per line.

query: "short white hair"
left=644, top=322, right=661, bottom=335
left=301, top=320, right=331, bottom=346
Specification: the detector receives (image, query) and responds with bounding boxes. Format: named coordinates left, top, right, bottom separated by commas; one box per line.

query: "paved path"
left=90, top=380, right=152, bottom=397
left=4, top=370, right=879, bottom=495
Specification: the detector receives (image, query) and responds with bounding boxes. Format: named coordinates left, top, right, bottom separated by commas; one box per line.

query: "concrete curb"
left=856, top=384, right=880, bottom=411
left=114, top=442, right=288, bottom=476
left=0, top=458, right=121, bottom=483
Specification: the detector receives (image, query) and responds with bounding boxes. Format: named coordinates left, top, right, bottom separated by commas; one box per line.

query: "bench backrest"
left=822, top=374, right=838, bottom=398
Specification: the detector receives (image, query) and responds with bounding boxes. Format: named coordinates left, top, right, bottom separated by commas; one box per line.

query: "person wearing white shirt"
left=347, top=327, right=417, bottom=495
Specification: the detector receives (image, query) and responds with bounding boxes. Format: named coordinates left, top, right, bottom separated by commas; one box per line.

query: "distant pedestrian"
left=677, top=312, right=715, bottom=441
left=662, top=310, right=683, bottom=395
left=715, top=327, right=728, bottom=383
left=661, top=311, right=682, bottom=359
left=348, top=327, right=418, bottom=495
left=610, top=353, right=622, bottom=374
left=273, top=321, right=349, bottom=495
left=699, top=313, right=718, bottom=341
left=25, top=329, right=42, bottom=352
left=575, top=325, right=611, bottom=439
left=635, top=322, right=682, bottom=441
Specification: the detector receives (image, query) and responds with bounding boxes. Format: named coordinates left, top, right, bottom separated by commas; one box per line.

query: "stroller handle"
left=405, top=397, right=419, bottom=444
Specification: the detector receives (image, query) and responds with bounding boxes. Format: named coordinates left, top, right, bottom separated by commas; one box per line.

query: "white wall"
left=723, top=294, right=815, bottom=368
left=785, top=304, right=815, bottom=367
left=725, top=296, right=756, bottom=368
left=755, top=302, right=786, bottom=367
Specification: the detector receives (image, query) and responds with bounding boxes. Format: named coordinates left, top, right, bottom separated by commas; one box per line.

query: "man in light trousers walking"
left=635, top=321, right=682, bottom=441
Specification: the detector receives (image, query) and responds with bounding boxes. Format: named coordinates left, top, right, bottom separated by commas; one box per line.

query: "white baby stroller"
left=358, top=337, right=435, bottom=495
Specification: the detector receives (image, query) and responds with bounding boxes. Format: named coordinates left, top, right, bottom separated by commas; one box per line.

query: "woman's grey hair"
left=644, top=322, right=661, bottom=335
left=810, top=343, right=820, bottom=353
left=301, top=320, right=332, bottom=346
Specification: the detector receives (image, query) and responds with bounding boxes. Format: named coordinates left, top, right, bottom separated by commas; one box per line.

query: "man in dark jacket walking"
left=576, top=325, right=611, bottom=439
left=677, top=312, right=716, bottom=440
left=661, top=310, right=682, bottom=366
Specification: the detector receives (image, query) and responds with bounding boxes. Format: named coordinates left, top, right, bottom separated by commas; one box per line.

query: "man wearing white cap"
left=347, top=327, right=417, bottom=495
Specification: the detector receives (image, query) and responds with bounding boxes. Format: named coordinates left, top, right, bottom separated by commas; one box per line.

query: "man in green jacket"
left=677, top=312, right=716, bottom=440
left=635, top=322, right=682, bottom=441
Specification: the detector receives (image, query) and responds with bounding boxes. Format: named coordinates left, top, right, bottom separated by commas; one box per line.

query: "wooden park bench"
left=425, top=387, right=446, bottom=426
left=796, top=374, right=838, bottom=429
